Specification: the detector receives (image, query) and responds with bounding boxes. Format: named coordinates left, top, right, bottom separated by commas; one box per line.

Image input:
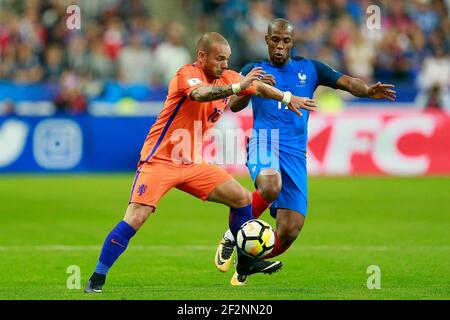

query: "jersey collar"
left=267, top=57, right=293, bottom=71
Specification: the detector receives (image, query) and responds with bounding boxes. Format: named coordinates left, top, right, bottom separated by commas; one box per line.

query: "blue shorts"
left=247, top=146, right=308, bottom=217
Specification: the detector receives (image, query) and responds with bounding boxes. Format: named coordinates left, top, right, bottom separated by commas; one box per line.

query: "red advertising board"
left=213, top=109, right=450, bottom=176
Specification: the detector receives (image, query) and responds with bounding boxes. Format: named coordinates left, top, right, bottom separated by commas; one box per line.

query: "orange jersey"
left=139, top=63, right=255, bottom=165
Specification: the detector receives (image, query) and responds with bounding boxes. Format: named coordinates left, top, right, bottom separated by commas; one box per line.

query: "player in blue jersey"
left=215, top=18, right=396, bottom=285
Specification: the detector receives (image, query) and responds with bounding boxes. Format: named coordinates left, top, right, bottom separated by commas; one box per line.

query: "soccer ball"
left=236, top=219, right=275, bottom=258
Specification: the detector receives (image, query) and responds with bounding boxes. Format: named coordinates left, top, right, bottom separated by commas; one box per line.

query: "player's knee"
left=128, top=213, right=148, bottom=229
left=230, top=188, right=252, bottom=209
left=259, top=184, right=281, bottom=203
left=257, top=170, right=281, bottom=202
left=124, top=203, right=154, bottom=230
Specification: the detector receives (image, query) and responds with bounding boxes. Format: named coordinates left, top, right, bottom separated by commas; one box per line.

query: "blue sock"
left=94, top=220, right=136, bottom=275
left=229, top=204, right=253, bottom=257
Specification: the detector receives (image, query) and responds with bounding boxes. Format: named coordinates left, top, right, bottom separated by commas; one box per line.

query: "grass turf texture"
left=0, top=175, right=449, bottom=300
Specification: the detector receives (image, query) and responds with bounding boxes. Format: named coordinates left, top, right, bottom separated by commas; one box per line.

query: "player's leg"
left=85, top=203, right=154, bottom=293
left=213, top=154, right=281, bottom=274
left=252, top=168, right=282, bottom=218
left=217, top=167, right=281, bottom=235
left=207, top=178, right=282, bottom=284
left=206, top=178, right=252, bottom=208
left=247, top=135, right=282, bottom=218
left=264, top=208, right=305, bottom=259
left=212, top=168, right=280, bottom=273
left=123, top=202, right=154, bottom=230
left=85, top=162, right=177, bottom=293
left=175, top=163, right=252, bottom=236
left=176, top=167, right=244, bottom=273
left=263, top=152, right=308, bottom=259
left=177, top=166, right=250, bottom=271
left=177, top=163, right=254, bottom=246
left=177, top=163, right=282, bottom=284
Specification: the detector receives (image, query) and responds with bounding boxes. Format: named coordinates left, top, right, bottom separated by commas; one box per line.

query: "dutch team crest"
left=137, top=184, right=147, bottom=196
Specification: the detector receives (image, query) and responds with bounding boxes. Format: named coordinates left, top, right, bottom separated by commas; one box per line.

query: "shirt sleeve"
left=311, top=60, right=344, bottom=89
left=240, top=62, right=258, bottom=76
left=176, top=66, right=206, bottom=97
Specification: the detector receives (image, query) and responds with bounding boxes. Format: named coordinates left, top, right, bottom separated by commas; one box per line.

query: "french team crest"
left=298, top=72, right=307, bottom=87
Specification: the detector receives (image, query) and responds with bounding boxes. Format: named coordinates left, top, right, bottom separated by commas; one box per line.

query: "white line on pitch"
left=0, top=245, right=448, bottom=252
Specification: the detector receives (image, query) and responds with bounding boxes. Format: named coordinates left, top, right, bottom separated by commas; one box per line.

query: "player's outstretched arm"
left=228, top=95, right=251, bottom=112
left=254, top=80, right=318, bottom=116
left=336, top=75, right=397, bottom=101
left=189, top=67, right=266, bottom=102
left=229, top=74, right=276, bottom=112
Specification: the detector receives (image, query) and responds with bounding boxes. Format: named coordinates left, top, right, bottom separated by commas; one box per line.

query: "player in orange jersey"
left=85, top=32, right=317, bottom=293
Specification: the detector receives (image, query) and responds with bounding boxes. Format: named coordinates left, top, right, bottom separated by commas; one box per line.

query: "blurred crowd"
left=191, top=0, right=450, bottom=109
left=193, top=0, right=449, bottom=80
left=0, top=0, right=449, bottom=113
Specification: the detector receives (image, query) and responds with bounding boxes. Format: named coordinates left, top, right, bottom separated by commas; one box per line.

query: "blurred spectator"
left=66, top=35, right=90, bottom=75
left=128, top=15, right=157, bottom=48
left=54, top=71, right=87, bottom=114
left=103, top=17, right=125, bottom=61
left=241, top=0, right=274, bottom=61
left=17, top=3, right=45, bottom=52
left=153, top=22, right=192, bottom=85
left=418, top=44, right=450, bottom=93
left=0, top=45, right=16, bottom=80
left=422, top=84, right=449, bottom=110
left=145, top=17, right=165, bottom=49
left=86, top=42, right=116, bottom=81
left=316, top=46, right=342, bottom=71
left=44, top=44, right=64, bottom=83
left=416, top=43, right=450, bottom=110
left=385, top=1, right=414, bottom=32
left=329, top=14, right=354, bottom=53
left=117, top=0, right=149, bottom=20
left=344, top=28, right=376, bottom=82
left=413, top=0, right=440, bottom=36
left=286, top=0, right=321, bottom=57
left=117, top=33, right=155, bottom=84
left=12, top=42, right=43, bottom=83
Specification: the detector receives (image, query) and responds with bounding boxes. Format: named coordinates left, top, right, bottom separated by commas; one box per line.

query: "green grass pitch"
left=0, top=174, right=449, bottom=300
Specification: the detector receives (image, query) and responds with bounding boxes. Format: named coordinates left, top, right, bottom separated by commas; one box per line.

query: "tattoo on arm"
left=190, top=85, right=233, bottom=102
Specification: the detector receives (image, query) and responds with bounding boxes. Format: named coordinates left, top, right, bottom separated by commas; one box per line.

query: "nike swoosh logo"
left=111, top=239, right=125, bottom=248
left=261, top=262, right=280, bottom=272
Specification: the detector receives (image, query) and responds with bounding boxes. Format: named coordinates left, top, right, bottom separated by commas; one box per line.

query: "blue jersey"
left=241, top=56, right=343, bottom=157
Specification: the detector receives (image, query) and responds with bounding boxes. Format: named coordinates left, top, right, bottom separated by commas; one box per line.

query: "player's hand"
left=288, top=96, right=318, bottom=116
left=239, top=67, right=266, bottom=91
left=368, top=82, right=396, bottom=101
left=260, top=74, right=276, bottom=86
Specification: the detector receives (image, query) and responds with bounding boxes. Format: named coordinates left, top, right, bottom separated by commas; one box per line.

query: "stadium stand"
left=0, top=0, right=449, bottom=115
